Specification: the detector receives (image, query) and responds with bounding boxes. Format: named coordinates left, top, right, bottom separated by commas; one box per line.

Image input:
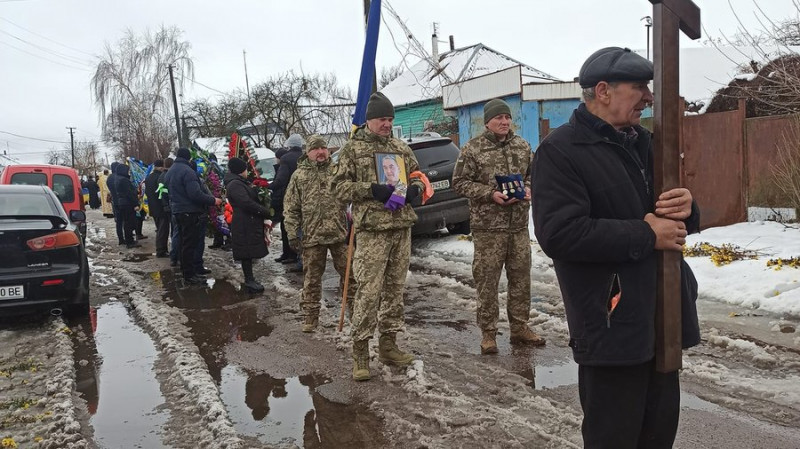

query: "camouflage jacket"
left=331, top=126, right=424, bottom=232
left=452, top=130, right=532, bottom=231
left=284, top=155, right=348, bottom=247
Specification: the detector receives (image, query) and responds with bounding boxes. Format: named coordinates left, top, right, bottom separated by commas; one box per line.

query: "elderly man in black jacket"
left=532, top=47, right=700, bottom=449
left=144, top=159, right=169, bottom=257
left=164, top=148, right=222, bottom=285
left=106, top=162, right=124, bottom=245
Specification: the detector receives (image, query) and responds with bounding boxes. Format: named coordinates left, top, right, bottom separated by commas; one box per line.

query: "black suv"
left=331, top=133, right=470, bottom=235
left=404, top=134, right=469, bottom=235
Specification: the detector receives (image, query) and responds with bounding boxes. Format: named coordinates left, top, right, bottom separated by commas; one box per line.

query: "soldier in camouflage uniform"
left=331, top=92, right=425, bottom=381
left=452, top=98, right=546, bottom=355
left=284, top=135, right=355, bottom=333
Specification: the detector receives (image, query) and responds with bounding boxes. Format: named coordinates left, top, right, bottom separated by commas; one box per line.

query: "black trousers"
left=579, top=359, right=680, bottom=449
left=112, top=204, right=124, bottom=243
left=118, top=205, right=137, bottom=245
left=175, top=212, right=202, bottom=280
left=136, top=212, right=144, bottom=236
left=154, top=214, right=171, bottom=254
left=279, top=219, right=297, bottom=259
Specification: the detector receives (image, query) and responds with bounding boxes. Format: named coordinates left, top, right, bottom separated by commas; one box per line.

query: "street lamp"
left=642, top=16, right=653, bottom=60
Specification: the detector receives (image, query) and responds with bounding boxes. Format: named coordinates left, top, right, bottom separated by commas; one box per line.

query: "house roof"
left=648, top=45, right=800, bottom=104
left=380, top=43, right=560, bottom=107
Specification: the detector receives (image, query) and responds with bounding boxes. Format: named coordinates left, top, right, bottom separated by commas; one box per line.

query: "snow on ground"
left=684, top=221, right=800, bottom=317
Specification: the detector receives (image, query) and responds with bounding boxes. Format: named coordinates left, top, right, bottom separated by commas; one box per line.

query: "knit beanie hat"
left=285, top=133, right=304, bottom=149
left=228, top=157, right=247, bottom=175
left=305, top=134, right=327, bottom=153
left=153, top=159, right=164, bottom=168
left=366, top=92, right=395, bottom=120
left=484, top=99, right=511, bottom=124
left=176, top=147, right=191, bottom=160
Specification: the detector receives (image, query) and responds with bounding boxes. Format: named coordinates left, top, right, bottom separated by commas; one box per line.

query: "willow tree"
left=91, top=26, right=193, bottom=162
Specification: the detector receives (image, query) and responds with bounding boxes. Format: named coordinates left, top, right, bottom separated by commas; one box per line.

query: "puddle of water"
left=220, top=366, right=385, bottom=448
left=89, top=302, right=168, bottom=449
left=513, top=358, right=579, bottom=390
left=159, top=272, right=254, bottom=310
left=680, top=391, right=723, bottom=412
left=67, top=309, right=100, bottom=416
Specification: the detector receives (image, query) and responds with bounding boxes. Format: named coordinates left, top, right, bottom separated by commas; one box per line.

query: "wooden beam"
left=652, top=2, right=683, bottom=373
left=649, top=0, right=701, bottom=39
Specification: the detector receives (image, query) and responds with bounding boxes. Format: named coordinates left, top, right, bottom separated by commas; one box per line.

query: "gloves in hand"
left=405, top=185, right=421, bottom=204
left=288, top=238, right=300, bottom=252
left=371, top=183, right=394, bottom=203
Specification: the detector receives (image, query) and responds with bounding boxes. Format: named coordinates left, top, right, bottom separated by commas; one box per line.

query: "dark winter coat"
left=531, top=103, right=700, bottom=367
left=106, top=162, right=120, bottom=205
left=224, top=172, right=270, bottom=260
left=86, top=179, right=101, bottom=209
left=144, top=170, right=164, bottom=218
left=157, top=170, right=170, bottom=214
left=114, top=165, right=139, bottom=207
left=163, top=157, right=215, bottom=214
left=268, top=146, right=303, bottom=214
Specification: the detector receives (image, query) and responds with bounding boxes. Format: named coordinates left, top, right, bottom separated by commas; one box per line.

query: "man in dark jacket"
left=531, top=47, right=701, bottom=449
left=106, top=162, right=124, bottom=245
left=145, top=159, right=169, bottom=257
left=86, top=176, right=101, bottom=209
left=114, top=164, right=141, bottom=249
left=164, top=148, right=222, bottom=285
left=269, top=134, right=304, bottom=264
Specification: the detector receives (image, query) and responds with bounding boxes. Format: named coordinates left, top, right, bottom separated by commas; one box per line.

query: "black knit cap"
left=153, top=159, right=164, bottom=168
left=228, top=157, right=247, bottom=175
left=484, top=98, right=511, bottom=124
left=578, top=47, right=654, bottom=88
left=176, top=147, right=191, bottom=160
left=365, top=92, right=394, bottom=120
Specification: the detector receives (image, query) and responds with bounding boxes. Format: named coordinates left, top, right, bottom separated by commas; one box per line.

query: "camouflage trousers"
left=300, top=242, right=356, bottom=318
left=351, top=228, right=411, bottom=342
left=472, top=230, right=531, bottom=332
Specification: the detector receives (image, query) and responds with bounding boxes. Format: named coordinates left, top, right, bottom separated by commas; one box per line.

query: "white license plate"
left=0, top=285, right=24, bottom=300
left=431, top=180, right=450, bottom=191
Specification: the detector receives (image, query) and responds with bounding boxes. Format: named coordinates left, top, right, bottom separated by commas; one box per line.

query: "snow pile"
left=685, top=222, right=800, bottom=316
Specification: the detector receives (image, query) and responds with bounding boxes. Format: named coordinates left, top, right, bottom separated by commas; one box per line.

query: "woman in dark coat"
left=224, top=157, right=270, bottom=292
left=86, top=176, right=101, bottom=209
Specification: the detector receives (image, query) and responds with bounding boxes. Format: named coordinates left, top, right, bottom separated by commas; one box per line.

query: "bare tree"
left=379, top=64, right=403, bottom=88
left=46, top=148, right=71, bottom=167
left=91, top=25, right=193, bottom=161
left=45, top=141, right=101, bottom=175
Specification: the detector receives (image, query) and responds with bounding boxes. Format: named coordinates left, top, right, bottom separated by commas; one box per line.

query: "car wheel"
left=448, top=221, right=470, bottom=235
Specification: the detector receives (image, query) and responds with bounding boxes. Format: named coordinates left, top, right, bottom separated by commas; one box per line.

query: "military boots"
left=480, top=330, right=499, bottom=355
left=378, top=333, right=414, bottom=366
left=302, top=315, right=319, bottom=333
left=510, top=325, right=546, bottom=346
left=352, top=340, right=371, bottom=381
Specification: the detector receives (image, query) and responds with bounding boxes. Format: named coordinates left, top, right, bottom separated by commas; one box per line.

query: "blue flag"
left=352, top=0, right=381, bottom=129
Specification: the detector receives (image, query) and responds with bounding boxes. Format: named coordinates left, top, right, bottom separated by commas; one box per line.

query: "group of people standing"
left=102, top=162, right=149, bottom=248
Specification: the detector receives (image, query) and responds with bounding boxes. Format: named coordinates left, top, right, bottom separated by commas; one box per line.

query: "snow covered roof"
left=381, top=43, right=560, bottom=107
left=652, top=46, right=800, bottom=103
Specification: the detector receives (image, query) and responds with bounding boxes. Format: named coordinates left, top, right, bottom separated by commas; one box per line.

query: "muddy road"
left=1, top=209, right=799, bottom=448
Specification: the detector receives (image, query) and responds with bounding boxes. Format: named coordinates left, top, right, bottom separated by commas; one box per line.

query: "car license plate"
left=431, top=180, right=450, bottom=191
left=0, top=285, right=24, bottom=300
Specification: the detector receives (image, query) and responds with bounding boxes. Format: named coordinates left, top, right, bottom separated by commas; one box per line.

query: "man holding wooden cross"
left=532, top=47, right=701, bottom=447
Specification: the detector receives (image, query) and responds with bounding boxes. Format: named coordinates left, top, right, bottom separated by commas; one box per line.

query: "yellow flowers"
left=59, top=326, right=72, bottom=334
left=34, top=437, right=43, bottom=443
left=766, top=257, right=800, bottom=270
left=683, top=242, right=760, bottom=266
left=1, top=438, right=17, bottom=448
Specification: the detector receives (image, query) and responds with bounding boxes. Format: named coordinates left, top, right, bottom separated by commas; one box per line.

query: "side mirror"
left=70, top=210, right=86, bottom=223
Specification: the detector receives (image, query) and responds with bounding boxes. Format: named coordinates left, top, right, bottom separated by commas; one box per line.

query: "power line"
left=0, top=40, right=90, bottom=71
left=0, top=129, right=101, bottom=144
left=0, top=17, right=97, bottom=58
left=0, top=28, right=93, bottom=66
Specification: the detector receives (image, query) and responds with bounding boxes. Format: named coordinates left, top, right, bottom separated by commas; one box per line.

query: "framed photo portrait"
left=374, top=153, right=408, bottom=187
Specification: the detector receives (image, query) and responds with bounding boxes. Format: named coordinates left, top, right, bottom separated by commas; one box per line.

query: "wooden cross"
left=648, top=0, right=700, bottom=373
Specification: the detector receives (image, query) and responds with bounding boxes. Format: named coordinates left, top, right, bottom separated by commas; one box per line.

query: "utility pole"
left=167, top=64, right=183, bottom=148
left=243, top=50, right=252, bottom=99
left=642, top=16, right=653, bottom=60
left=66, top=126, right=76, bottom=168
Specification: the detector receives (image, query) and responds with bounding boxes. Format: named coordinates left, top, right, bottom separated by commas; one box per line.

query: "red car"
left=0, top=164, right=87, bottom=238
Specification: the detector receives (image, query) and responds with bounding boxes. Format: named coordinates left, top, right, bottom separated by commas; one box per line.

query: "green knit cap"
left=365, top=92, right=395, bottom=120
left=305, top=134, right=327, bottom=153
left=484, top=98, right=511, bottom=123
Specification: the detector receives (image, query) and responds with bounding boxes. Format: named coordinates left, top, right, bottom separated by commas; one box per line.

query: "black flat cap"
left=578, top=47, right=653, bottom=88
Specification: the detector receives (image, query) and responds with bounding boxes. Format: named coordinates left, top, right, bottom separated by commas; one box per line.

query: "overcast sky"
left=1, top=0, right=798, bottom=164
